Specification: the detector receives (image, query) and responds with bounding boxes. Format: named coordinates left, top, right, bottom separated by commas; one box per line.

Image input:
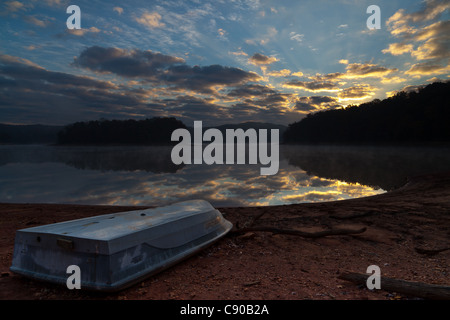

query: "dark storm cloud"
left=0, top=54, right=116, bottom=90
left=294, top=101, right=317, bottom=113
left=252, top=93, right=290, bottom=107
left=227, top=84, right=277, bottom=97
left=162, top=64, right=260, bottom=94
left=73, top=46, right=261, bottom=94
left=72, top=46, right=185, bottom=78
left=0, top=54, right=150, bottom=124
left=309, top=96, right=337, bottom=104
left=0, top=48, right=295, bottom=126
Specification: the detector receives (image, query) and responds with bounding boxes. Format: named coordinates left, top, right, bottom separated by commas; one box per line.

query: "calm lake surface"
left=1, top=145, right=450, bottom=207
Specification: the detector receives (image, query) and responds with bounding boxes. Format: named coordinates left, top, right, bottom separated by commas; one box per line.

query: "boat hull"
left=10, top=200, right=232, bottom=291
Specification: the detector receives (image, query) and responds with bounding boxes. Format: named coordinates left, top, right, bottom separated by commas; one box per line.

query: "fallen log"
left=338, top=272, right=450, bottom=300
left=229, top=226, right=367, bottom=238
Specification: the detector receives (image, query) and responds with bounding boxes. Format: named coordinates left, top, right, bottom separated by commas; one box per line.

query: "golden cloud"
left=384, top=1, right=450, bottom=79
left=338, top=84, right=376, bottom=101
left=382, top=42, right=414, bottom=56
left=342, top=63, right=398, bottom=79
left=67, top=27, right=101, bottom=36
left=113, top=7, right=123, bottom=15
left=229, top=51, right=248, bottom=57
left=405, top=62, right=450, bottom=76
left=291, top=71, right=304, bottom=77
left=267, top=69, right=291, bottom=77
left=283, top=79, right=340, bottom=92
left=135, top=11, right=165, bottom=29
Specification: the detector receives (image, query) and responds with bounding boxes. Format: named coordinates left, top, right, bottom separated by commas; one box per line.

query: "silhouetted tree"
left=57, top=117, right=187, bottom=145
left=283, top=81, right=450, bottom=145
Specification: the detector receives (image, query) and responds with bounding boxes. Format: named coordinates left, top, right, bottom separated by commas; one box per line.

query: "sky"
left=0, top=0, right=449, bottom=126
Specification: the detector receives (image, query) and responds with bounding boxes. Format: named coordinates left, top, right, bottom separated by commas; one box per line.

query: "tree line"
left=283, top=81, right=450, bottom=145
left=57, top=117, right=187, bottom=145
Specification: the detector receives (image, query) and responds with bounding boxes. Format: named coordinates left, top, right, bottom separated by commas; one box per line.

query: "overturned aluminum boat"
left=10, top=200, right=232, bottom=291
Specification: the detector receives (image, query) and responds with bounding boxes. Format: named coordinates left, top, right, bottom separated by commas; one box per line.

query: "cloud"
left=225, top=84, right=299, bottom=120
left=386, top=82, right=443, bottom=97
left=0, top=53, right=44, bottom=69
left=43, top=0, right=63, bottom=6
left=161, top=95, right=230, bottom=122
left=73, top=46, right=261, bottom=95
left=384, top=1, right=450, bottom=78
left=338, top=84, right=376, bottom=101
left=135, top=11, right=165, bottom=29
left=2, top=1, right=27, bottom=14
left=113, top=7, right=124, bottom=15
left=382, top=42, right=414, bottom=55
left=306, top=62, right=397, bottom=84
left=289, top=32, right=304, bottom=43
left=343, top=63, right=398, bottom=79
left=248, top=53, right=278, bottom=66
left=411, top=21, right=450, bottom=61
left=0, top=55, right=116, bottom=90
left=309, top=72, right=344, bottom=82
left=162, top=64, right=261, bottom=94
left=385, top=0, right=449, bottom=37
left=387, top=0, right=449, bottom=29
left=67, top=27, right=101, bottom=36
left=73, top=46, right=185, bottom=77
left=283, top=79, right=340, bottom=92
left=287, top=72, right=302, bottom=79
left=405, top=61, right=450, bottom=76
left=245, top=27, right=278, bottom=46
left=0, top=50, right=291, bottom=126
left=229, top=51, right=248, bottom=57
left=227, top=84, right=277, bottom=98
left=25, top=45, right=41, bottom=51
left=24, top=15, right=53, bottom=28
left=294, top=95, right=340, bottom=113
left=384, top=20, right=450, bottom=60
left=0, top=54, right=150, bottom=125
left=267, top=69, right=291, bottom=77
left=380, top=76, right=407, bottom=84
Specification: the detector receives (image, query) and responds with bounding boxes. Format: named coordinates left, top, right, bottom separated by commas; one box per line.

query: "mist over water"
left=1, top=145, right=450, bottom=207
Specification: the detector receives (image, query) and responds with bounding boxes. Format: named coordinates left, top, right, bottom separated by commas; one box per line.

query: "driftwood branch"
left=230, top=226, right=367, bottom=238
left=338, top=272, right=450, bottom=300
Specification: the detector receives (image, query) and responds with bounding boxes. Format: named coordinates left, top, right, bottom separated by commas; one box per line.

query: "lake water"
left=1, top=145, right=450, bottom=207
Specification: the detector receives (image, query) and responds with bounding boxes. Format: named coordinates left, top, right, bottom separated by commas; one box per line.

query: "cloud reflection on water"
left=3, top=144, right=449, bottom=207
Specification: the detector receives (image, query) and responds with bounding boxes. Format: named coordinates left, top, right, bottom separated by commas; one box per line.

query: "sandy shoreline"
left=0, top=172, right=449, bottom=300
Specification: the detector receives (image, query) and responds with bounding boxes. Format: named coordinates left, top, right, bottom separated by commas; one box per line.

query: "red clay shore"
left=0, top=172, right=449, bottom=300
